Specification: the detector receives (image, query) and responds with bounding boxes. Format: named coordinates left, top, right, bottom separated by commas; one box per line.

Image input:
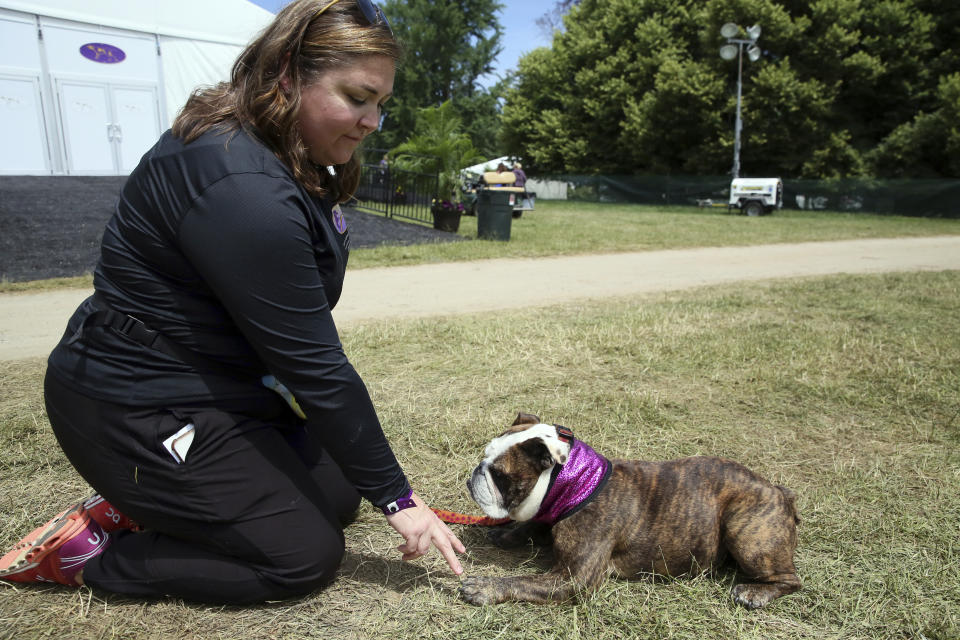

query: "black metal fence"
left=352, top=148, right=439, bottom=225
left=543, top=174, right=960, bottom=218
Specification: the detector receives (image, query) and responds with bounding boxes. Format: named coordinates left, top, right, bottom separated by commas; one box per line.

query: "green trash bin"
left=476, top=190, right=513, bottom=241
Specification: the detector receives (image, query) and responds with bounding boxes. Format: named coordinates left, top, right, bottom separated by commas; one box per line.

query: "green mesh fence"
left=542, top=175, right=960, bottom=218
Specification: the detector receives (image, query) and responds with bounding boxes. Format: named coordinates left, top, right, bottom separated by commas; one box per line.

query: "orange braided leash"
left=432, top=508, right=511, bottom=526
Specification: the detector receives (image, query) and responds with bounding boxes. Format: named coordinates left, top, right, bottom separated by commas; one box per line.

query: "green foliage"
left=866, top=73, right=960, bottom=177
left=390, top=100, right=485, bottom=202
left=373, top=0, right=506, bottom=157
left=746, top=59, right=838, bottom=176
left=502, top=0, right=960, bottom=178
left=500, top=48, right=575, bottom=169
left=622, top=59, right=728, bottom=174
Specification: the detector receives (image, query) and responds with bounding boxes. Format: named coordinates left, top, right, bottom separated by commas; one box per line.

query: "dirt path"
left=2, top=236, right=959, bottom=361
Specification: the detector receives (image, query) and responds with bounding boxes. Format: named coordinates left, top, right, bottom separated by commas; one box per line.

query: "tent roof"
left=462, top=156, right=516, bottom=176
left=1, top=0, right=274, bottom=45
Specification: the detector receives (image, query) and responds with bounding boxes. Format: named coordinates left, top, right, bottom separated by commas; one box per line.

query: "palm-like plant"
left=390, top=100, right=484, bottom=206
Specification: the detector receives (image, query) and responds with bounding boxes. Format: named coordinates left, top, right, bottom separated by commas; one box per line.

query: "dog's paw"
left=487, top=521, right=553, bottom=549
left=487, top=525, right=524, bottom=549
left=460, top=576, right=501, bottom=606
left=731, top=583, right=775, bottom=609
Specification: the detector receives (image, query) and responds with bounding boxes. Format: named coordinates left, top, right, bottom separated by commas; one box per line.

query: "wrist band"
left=381, top=489, right=415, bottom=515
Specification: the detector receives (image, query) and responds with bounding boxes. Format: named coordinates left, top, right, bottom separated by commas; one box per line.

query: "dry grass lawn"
left=1, top=270, right=958, bottom=639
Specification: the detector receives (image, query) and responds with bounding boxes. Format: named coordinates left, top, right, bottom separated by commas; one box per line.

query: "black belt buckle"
left=118, top=314, right=140, bottom=335
left=117, top=313, right=162, bottom=351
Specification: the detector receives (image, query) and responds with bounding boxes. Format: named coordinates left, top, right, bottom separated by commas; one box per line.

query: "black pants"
left=44, top=372, right=360, bottom=605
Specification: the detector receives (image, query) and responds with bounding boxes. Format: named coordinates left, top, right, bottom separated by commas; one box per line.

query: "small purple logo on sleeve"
left=332, top=204, right=347, bottom=234
left=80, top=43, right=126, bottom=64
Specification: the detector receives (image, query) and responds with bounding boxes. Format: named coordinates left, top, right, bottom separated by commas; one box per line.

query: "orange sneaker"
left=82, top=494, right=139, bottom=533
left=0, top=504, right=110, bottom=586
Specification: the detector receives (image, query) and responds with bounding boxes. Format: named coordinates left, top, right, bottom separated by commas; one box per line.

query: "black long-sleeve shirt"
left=47, top=126, right=409, bottom=508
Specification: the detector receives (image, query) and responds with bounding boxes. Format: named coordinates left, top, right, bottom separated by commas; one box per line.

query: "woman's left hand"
left=385, top=492, right=466, bottom=575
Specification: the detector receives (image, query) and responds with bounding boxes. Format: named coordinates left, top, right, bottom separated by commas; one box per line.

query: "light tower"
left=720, top=23, right=761, bottom=179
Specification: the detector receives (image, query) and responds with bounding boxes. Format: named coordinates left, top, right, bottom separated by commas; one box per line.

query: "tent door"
left=112, top=86, right=161, bottom=173
left=57, top=81, right=114, bottom=173
left=0, top=73, right=52, bottom=173
left=56, top=80, right=160, bottom=175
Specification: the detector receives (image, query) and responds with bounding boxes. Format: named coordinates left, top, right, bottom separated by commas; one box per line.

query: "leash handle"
left=432, top=508, right=510, bottom=526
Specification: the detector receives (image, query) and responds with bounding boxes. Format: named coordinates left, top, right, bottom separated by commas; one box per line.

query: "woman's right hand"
left=385, top=492, right=465, bottom=575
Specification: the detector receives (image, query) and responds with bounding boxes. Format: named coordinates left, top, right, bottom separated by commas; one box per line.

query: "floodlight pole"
left=732, top=40, right=744, bottom=179
left=721, top=25, right=760, bottom=179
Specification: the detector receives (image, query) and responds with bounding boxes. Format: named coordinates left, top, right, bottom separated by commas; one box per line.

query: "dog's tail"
left=776, top=485, right=801, bottom=525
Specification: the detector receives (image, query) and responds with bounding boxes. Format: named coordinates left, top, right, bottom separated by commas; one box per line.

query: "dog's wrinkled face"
left=467, top=413, right=570, bottom=521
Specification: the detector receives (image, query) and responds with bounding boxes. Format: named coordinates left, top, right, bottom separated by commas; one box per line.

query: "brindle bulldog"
left=461, top=413, right=801, bottom=608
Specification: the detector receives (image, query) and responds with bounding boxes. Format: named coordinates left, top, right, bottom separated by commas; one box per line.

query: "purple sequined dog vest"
left=533, top=437, right=612, bottom=524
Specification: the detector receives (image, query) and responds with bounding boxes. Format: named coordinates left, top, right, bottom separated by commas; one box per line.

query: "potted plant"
left=429, top=198, right=465, bottom=232
left=390, top=100, right=484, bottom=232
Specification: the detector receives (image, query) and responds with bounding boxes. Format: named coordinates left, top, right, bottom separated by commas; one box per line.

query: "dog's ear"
left=512, top=412, right=541, bottom=426
left=518, top=438, right=556, bottom=471
left=518, top=436, right=569, bottom=470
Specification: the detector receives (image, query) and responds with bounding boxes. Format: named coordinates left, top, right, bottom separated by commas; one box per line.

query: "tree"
left=866, top=73, right=960, bottom=177
left=372, top=0, right=505, bottom=157
left=535, top=0, right=580, bottom=38
left=500, top=0, right=960, bottom=178
left=621, top=59, right=729, bottom=175
left=390, top=101, right=485, bottom=203
left=505, top=0, right=707, bottom=173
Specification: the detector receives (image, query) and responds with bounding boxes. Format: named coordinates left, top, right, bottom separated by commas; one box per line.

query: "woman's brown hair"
left=172, top=0, right=400, bottom=202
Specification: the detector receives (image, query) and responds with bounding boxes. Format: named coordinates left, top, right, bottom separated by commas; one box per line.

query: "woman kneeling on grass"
left=0, top=0, right=464, bottom=604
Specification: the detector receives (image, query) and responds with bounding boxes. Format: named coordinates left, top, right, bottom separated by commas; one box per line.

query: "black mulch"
left=0, top=176, right=461, bottom=283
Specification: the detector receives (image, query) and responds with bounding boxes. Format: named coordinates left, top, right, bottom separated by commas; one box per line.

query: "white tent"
left=462, top=156, right=515, bottom=177
left=462, top=156, right=568, bottom=200
left=0, top=0, right=274, bottom=175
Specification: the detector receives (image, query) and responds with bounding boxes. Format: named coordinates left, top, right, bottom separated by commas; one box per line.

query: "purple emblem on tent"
left=80, top=43, right=126, bottom=64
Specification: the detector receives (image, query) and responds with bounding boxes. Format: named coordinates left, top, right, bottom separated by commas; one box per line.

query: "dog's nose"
left=466, top=470, right=475, bottom=496
left=466, top=466, right=483, bottom=500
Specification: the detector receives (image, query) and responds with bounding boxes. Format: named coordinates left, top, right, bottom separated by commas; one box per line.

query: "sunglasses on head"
left=310, top=0, right=392, bottom=34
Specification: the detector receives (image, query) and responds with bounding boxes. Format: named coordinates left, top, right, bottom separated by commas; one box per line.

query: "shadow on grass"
left=333, top=528, right=556, bottom=595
